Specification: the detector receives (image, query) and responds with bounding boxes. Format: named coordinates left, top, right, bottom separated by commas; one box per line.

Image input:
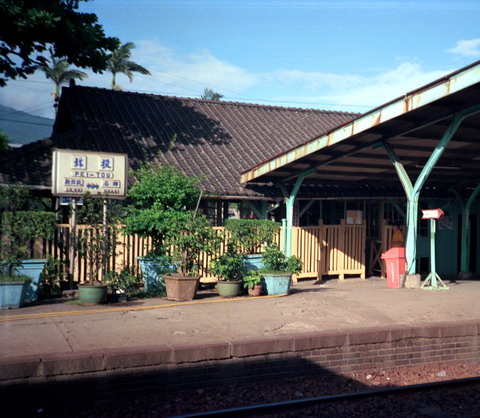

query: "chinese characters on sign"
left=52, top=149, right=128, bottom=199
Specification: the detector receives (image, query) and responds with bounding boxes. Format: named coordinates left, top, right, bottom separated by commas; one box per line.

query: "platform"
left=1, top=276, right=480, bottom=386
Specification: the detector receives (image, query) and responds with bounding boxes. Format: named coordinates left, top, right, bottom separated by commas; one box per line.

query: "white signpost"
left=52, top=149, right=128, bottom=288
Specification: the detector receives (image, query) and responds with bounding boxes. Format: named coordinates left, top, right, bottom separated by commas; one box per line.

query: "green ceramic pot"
left=217, top=280, right=243, bottom=297
left=78, top=285, right=108, bottom=304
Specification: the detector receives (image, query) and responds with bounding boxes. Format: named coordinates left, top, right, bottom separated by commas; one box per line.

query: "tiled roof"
left=0, top=86, right=357, bottom=198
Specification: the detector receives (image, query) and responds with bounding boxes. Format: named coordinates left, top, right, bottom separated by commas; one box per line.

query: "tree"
left=0, top=130, right=9, bottom=152
left=201, top=88, right=224, bottom=101
left=0, top=0, right=119, bottom=87
left=37, top=48, right=88, bottom=103
left=107, top=42, right=151, bottom=89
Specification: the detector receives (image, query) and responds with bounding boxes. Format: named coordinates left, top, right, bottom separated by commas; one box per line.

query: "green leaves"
left=224, top=219, right=280, bottom=254
left=262, top=244, right=303, bottom=274
left=128, top=163, right=201, bottom=211
left=210, top=244, right=244, bottom=281
left=0, top=0, right=119, bottom=86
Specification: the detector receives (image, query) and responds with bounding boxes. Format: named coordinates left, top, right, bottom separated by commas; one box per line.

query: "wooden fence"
left=31, top=222, right=367, bottom=284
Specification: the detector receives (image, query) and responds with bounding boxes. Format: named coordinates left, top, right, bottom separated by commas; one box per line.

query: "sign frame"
left=52, top=149, right=128, bottom=199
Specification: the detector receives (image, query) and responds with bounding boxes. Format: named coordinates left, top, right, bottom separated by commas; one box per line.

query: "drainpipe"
left=383, top=103, right=480, bottom=274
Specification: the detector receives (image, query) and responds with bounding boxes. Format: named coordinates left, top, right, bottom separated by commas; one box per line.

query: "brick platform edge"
left=1, top=321, right=479, bottom=391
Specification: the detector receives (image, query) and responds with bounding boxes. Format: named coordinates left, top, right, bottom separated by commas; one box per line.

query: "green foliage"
left=37, top=47, right=88, bottom=97
left=201, top=88, right=224, bottom=101
left=0, top=0, right=119, bottom=86
left=210, top=244, right=244, bottom=281
left=0, top=185, right=56, bottom=274
left=224, top=219, right=280, bottom=254
left=261, top=244, right=303, bottom=274
left=40, top=256, right=66, bottom=297
left=124, top=162, right=203, bottom=255
left=166, top=211, right=222, bottom=276
left=243, top=270, right=261, bottom=289
left=128, top=162, right=201, bottom=211
left=0, top=130, right=9, bottom=152
left=0, top=274, right=31, bottom=283
left=105, top=266, right=140, bottom=294
left=107, top=42, right=151, bottom=89
left=77, top=225, right=120, bottom=284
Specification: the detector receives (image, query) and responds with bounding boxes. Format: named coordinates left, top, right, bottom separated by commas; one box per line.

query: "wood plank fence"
left=30, top=222, right=367, bottom=284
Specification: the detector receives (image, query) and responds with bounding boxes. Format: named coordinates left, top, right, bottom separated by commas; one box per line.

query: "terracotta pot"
left=163, top=274, right=200, bottom=301
left=248, top=284, right=263, bottom=296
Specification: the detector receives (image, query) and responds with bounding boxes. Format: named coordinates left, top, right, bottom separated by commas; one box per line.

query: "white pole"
left=69, top=197, right=77, bottom=289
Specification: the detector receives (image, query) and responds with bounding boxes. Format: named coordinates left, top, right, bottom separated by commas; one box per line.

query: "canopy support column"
left=452, top=184, right=480, bottom=276
left=285, top=169, right=314, bottom=257
left=382, top=103, right=480, bottom=274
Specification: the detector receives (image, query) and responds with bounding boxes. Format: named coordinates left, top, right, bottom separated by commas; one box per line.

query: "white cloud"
left=447, top=39, right=480, bottom=57
left=264, top=62, right=452, bottom=111
left=0, top=39, right=456, bottom=121
left=267, top=69, right=365, bottom=91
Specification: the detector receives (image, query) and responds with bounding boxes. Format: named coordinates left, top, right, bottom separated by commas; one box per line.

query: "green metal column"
left=382, top=103, right=480, bottom=274
left=285, top=171, right=312, bottom=257
left=453, top=184, right=480, bottom=274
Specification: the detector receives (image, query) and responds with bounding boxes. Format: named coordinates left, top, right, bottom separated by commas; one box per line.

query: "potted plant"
left=76, top=195, right=120, bottom=303
left=259, top=243, right=303, bottom=295
left=0, top=184, right=57, bottom=304
left=210, top=244, right=245, bottom=297
left=124, top=162, right=202, bottom=293
left=105, top=267, right=140, bottom=303
left=243, top=270, right=263, bottom=296
left=224, top=219, right=280, bottom=271
left=163, top=210, right=222, bottom=301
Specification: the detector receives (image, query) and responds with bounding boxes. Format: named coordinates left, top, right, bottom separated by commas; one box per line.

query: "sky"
left=1, top=0, right=480, bottom=120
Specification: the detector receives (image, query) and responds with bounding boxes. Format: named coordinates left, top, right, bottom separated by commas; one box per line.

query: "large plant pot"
left=14, top=259, right=47, bottom=304
left=217, top=280, right=243, bottom=297
left=138, top=257, right=176, bottom=293
left=0, top=280, right=31, bottom=309
left=244, top=254, right=264, bottom=271
left=164, top=274, right=200, bottom=301
left=78, top=285, right=108, bottom=304
left=262, top=273, right=292, bottom=295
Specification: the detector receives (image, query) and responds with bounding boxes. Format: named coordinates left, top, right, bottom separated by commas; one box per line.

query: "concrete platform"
left=1, top=276, right=480, bottom=385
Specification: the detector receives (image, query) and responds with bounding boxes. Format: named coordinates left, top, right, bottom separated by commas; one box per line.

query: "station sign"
left=421, top=208, right=444, bottom=220
left=52, top=149, right=128, bottom=199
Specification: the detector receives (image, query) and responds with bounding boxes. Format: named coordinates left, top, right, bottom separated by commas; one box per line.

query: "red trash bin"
left=381, top=247, right=406, bottom=288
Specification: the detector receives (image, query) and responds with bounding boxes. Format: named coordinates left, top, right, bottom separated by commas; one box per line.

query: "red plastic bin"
left=381, top=247, right=406, bottom=289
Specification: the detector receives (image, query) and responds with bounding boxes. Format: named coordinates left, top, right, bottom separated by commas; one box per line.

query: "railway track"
left=3, top=373, right=480, bottom=417
left=177, top=377, right=480, bottom=417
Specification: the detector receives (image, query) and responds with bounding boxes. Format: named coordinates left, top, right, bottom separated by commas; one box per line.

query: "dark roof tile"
left=1, top=86, right=358, bottom=197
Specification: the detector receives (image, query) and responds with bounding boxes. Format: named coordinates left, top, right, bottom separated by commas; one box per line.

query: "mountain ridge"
left=0, top=105, right=54, bottom=146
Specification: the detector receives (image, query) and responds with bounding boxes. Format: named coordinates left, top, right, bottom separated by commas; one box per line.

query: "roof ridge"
left=64, top=85, right=359, bottom=116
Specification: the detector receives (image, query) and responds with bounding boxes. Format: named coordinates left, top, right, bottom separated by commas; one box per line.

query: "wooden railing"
left=31, top=222, right=366, bottom=283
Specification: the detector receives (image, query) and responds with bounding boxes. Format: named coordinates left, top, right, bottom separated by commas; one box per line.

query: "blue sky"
left=2, top=0, right=480, bottom=119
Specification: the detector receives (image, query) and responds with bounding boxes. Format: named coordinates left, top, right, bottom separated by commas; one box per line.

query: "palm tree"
left=37, top=48, right=88, bottom=102
left=201, top=88, right=224, bottom=101
left=107, top=42, right=151, bottom=89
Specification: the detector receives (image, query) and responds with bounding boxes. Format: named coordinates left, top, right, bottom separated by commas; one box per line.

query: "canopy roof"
left=241, top=61, right=480, bottom=197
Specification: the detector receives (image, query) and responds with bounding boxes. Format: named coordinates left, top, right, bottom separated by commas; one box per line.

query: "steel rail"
left=175, top=376, right=480, bottom=417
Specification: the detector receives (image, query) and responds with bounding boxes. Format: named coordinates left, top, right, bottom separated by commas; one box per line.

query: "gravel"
left=37, top=362, right=480, bottom=417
